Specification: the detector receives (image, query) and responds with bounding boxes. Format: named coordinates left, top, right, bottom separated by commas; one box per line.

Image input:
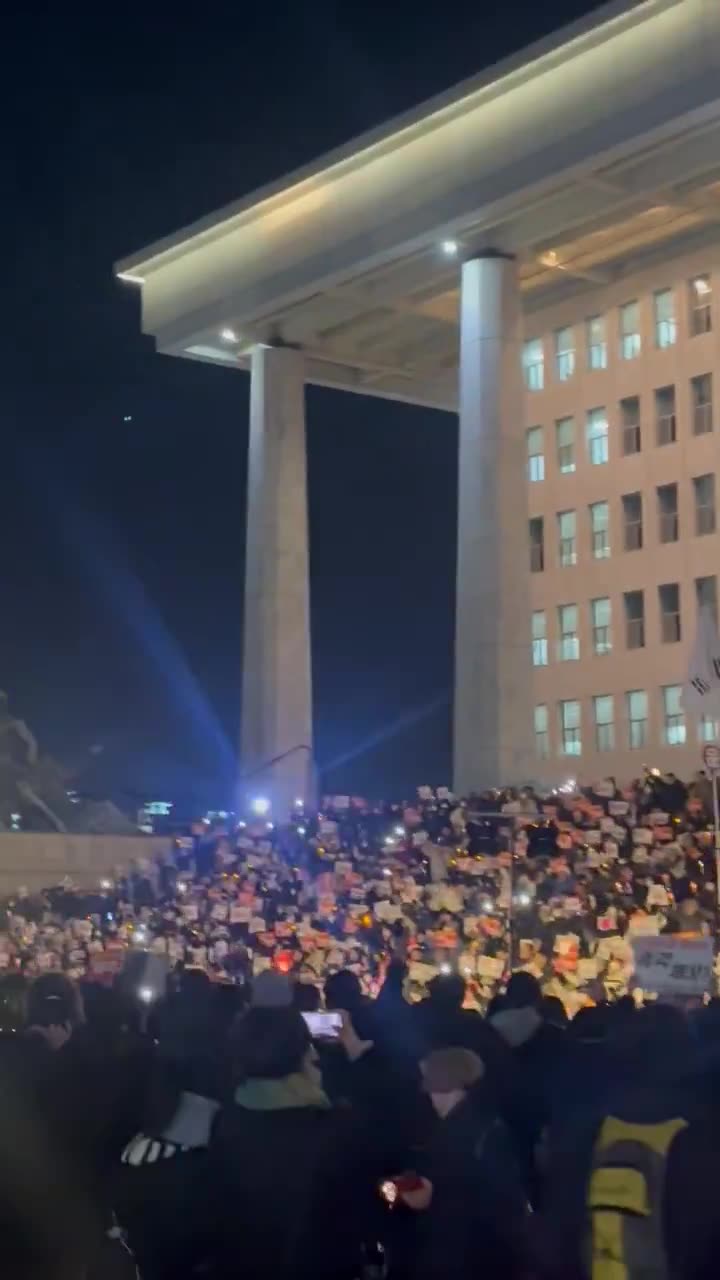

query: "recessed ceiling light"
left=220, top=327, right=238, bottom=342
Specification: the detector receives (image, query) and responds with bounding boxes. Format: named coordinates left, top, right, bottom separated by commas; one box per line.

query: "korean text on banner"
left=632, top=936, right=713, bottom=996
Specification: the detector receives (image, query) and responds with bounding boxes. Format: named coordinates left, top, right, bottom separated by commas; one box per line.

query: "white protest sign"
left=633, top=828, right=653, bottom=845
left=627, top=914, right=661, bottom=937
left=632, top=936, right=713, bottom=996
left=608, top=800, right=630, bottom=817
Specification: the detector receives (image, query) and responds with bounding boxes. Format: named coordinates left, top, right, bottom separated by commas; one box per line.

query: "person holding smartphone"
left=386, top=1047, right=530, bottom=1280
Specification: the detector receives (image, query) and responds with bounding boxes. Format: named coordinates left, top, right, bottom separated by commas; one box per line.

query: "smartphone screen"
left=301, top=1011, right=342, bottom=1038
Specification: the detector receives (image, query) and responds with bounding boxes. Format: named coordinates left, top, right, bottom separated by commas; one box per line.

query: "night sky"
left=3, top=0, right=602, bottom=813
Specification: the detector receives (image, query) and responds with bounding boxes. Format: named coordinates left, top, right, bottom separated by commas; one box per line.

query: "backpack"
left=585, top=1115, right=688, bottom=1280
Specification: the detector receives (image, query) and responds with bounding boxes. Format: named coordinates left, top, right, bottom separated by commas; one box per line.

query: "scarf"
left=234, top=1071, right=330, bottom=1111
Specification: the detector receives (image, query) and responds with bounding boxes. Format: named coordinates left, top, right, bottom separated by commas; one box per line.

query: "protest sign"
left=632, top=936, right=713, bottom=996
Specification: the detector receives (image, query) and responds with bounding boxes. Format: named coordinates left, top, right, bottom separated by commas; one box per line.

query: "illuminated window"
left=590, top=501, right=610, bottom=559
left=699, top=715, right=719, bottom=744
left=556, top=416, right=575, bottom=474
left=620, top=301, right=641, bottom=360
left=587, top=315, right=607, bottom=370
left=654, top=288, right=676, bottom=348
left=559, top=700, right=581, bottom=756
left=587, top=407, right=608, bottom=465
left=591, top=597, right=612, bottom=656
left=532, top=611, right=548, bottom=667
left=558, top=603, right=579, bottom=662
left=526, top=426, right=545, bottom=482
left=594, top=695, right=615, bottom=752
left=662, top=685, right=685, bottom=746
left=626, top=690, right=648, bottom=749
left=689, top=274, right=712, bottom=336
left=523, top=338, right=544, bottom=391
left=534, top=705, right=549, bottom=758
left=557, top=510, right=577, bottom=567
left=555, top=326, right=575, bottom=381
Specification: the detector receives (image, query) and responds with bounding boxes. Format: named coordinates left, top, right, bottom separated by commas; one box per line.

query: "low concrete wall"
left=0, top=833, right=170, bottom=896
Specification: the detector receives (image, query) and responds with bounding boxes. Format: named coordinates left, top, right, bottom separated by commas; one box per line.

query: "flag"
left=684, top=606, right=720, bottom=714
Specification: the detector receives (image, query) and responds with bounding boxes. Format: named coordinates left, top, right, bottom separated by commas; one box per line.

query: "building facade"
left=524, top=240, right=720, bottom=783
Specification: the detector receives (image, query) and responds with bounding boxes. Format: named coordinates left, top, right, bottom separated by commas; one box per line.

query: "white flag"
left=684, top=606, right=720, bottom=714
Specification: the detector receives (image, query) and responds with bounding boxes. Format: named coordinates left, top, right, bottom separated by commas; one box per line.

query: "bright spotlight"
left=441, top=239, right=459, bottom=256
left=220, top=327, right=238, bottom=343
left=251, top=797, right=270, bottom=817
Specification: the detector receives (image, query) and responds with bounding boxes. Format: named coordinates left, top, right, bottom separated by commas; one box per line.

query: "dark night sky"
left=2, top=0, right=603, bottom=811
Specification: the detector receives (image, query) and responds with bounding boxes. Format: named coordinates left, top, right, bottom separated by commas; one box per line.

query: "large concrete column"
left=453, top=254, right=533, bottom=793
left=241, top=344, right=314, bottom=817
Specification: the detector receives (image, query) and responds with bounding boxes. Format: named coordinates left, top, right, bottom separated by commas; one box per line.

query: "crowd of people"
left=0, top=770, right=720, bottom=1277
left=2, top=767, right=719, bottom=1013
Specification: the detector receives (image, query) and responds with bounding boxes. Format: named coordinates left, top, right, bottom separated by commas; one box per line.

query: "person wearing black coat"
left=208, top=1005, right=391, bottom=1280
left=391, top=1047, right=529, bottom=1280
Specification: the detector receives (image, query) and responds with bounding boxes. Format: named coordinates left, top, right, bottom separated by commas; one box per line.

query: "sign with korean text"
left=632, top=936, right=713, bottom=996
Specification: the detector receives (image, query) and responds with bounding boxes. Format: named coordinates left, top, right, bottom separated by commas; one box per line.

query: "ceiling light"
left=220, top=327, right=238, bottom=343
left=441, top=239, right=459, bottom=256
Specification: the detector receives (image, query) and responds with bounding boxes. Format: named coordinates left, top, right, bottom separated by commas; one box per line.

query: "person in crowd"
left=389, top=1046, right=529, bottom=1280
left=209, top=1005, right=389, bottom=1280
left=490, top=971, right=567, bottom=1199
left=114, top=1053, right=221, bottom=1280
left=540, top=1004, right=720, bottom=1280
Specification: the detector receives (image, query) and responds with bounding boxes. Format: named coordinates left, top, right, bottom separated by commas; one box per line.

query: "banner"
left=632, top=936, right=713, bottom=996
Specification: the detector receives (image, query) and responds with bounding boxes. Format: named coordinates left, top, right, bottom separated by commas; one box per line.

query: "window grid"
left=590, top=502, right=610, bottom=560
left=622, top=492, right=643, bottom=552
left=691, top=373, right=713, bottom=435
left=527, top=427, right=545, bottom=483
left=621, top=396, right=641, bottom=455
left=657, top=483, right=679, bottom=544
left=523, top=339, right=544, bottom=391
left=587, top=408, right=609, bottom=466
left=624, top=590, right=645, bottom=651
left=626, top=690, right=648, bottom=750
left=620, top=301, right=641, bottom=360
left=655, top=385, right=676, bottom=446
left=662, top=685, right=686, bottom=746
left=558, top=604, right=579, bottom=662
left=556, top=417, right=575, bottom=474
left=591, top=597, right=612, bottom=656
left=593, top=695, right=615, bottom=752
left=555, top=327, right=575, bottom=382
left=559, top=700, right=581, bottom=756
left=529, top=518, right=544, bottom=573
left=557, top=511, right=577, bottom=568
left=534, top=705, right=549, bottom=758
left=654, top=289, right=676, bottom=348
left=586, top=315, right=607, bottom=370
left=659, top=583, right=681, bottom=644
left=531, top=611, right=548, bottom=667
left=694, top=474, right=716, bottom=536
left=689, top=275, right=712, bottom=336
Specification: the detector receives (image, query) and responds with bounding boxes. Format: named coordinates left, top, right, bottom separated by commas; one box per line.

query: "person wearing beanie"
left=391, top=1046, right=529, bottom=1280
left=490, top=969, right=568, bottom=1203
